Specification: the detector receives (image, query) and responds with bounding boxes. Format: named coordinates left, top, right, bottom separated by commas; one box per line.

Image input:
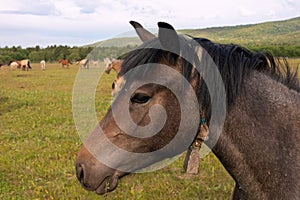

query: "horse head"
left=76, top=21, right=201, bottom=195
left=104, top=58, right=113, bottom=74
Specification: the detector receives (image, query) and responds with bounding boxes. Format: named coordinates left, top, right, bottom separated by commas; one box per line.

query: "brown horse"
left=76, top=21, right=300, bottom=199
left=104, top=58, right=123, bottom=74
left=58, top=59, right=72, bottom=68
left=103, top=57, right=124, bottom=97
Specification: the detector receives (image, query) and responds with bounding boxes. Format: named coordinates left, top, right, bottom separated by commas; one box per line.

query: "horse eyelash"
left=130, top=93, right=151, bottom=104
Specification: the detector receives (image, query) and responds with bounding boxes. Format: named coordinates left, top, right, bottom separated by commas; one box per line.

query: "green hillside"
left=179, top=17, right=300, bottom=46
left=87, top=17, right=300, bottom=50
left=87, top=37, right=142, bottom=47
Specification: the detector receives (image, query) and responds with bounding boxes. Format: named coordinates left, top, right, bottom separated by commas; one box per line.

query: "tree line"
left=0, top=44, right=299, bottom=64
left=0, top=45, right=137, bottom=64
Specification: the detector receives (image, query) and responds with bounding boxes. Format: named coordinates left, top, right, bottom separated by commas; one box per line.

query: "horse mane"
left=120, top=36, right=300, bottom=117
left=196, top=38, right=300, bottom=93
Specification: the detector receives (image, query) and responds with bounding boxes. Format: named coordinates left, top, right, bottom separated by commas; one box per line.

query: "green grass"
left=1, top=59, right=299, bottom=199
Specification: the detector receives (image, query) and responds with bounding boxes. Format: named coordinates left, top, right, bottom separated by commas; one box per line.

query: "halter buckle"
left=184, top=118, right=209, bottom=174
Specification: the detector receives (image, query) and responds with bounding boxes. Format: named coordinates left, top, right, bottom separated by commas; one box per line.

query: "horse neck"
left=212, top=71, right=300, bottom=199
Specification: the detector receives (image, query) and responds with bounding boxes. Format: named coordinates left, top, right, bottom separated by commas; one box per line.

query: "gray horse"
left=76, top=21, right=300, bottom=199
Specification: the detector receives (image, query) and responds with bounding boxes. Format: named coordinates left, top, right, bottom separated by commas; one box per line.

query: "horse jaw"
left=95, top=175, right=119, bottom=195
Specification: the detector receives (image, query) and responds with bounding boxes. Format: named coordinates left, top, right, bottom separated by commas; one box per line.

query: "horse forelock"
left=120, top=36, right=199, bottom=80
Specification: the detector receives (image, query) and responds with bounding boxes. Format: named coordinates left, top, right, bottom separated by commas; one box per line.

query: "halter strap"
left=184, top=116, right=209, bottom=174
left=191, top=117, right=209, bottom=148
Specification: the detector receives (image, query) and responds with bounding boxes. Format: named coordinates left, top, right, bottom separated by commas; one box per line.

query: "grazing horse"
left=40, top=60, right=46, bottom=70
left=58, top=59, right=72, bottom=68
left=17, top=59, right=31, bottom=71
left=9, top=61, right=20, bottom=70
left=104, top=58, right=123, bottom=74
left=76, top=59, right=89, bottom=69
left=76, top=21, right=300, bottom=199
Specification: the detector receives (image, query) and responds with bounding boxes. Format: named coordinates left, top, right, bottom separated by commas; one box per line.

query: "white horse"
left=18, top=59, right=31, bottom=71
left=76, top=59, right=89, bottom=69
left=40, top=60, right=46, bottom=70
left=9, top=61, right=20, bottom=70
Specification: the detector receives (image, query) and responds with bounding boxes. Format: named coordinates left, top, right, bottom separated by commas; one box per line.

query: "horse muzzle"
left=75, top=146, right=122, bottom=195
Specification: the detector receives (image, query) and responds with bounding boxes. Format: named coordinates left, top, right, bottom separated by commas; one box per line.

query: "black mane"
left=196, top=38, right=300, bottom=92
left=120, top=36, right=300, bottom=116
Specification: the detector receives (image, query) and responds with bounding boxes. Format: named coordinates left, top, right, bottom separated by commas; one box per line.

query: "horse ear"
left=129, top=21, right=156, bottom=42
left=158, top=22, right=180, bottom=56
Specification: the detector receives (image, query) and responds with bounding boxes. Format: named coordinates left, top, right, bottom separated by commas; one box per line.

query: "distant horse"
left=104, top=58, right=124, bottom=97
left=91, top=60, right=99, bottom=67
left=40, top=60, right=46, bottom=70
left=76, top=21, right=300, bottom=199
left=59, top=59, right=72, bottom=68
left=76, top=59, right=89, bottom=69
left=9, top=61, right=20, bottom=70
left=104, top=58, right=123, bottom=74
left=17, top=59, right=31, bottom=71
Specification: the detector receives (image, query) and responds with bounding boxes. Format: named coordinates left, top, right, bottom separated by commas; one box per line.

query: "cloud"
left=0, top=0, right=299, bottom=47
left=73, top=1, right=97, bottom=14
left=0, top=0, right=58, bottom=16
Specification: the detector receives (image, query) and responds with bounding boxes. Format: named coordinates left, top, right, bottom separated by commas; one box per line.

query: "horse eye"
left=130, top=93, right=151, bottom=104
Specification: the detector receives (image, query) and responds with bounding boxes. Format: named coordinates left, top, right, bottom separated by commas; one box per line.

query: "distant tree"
left=29, top=51, right=45, bottom=62
left=69, top=52, right=81, bottom=61
left=35, top=45, right=40, bottom=51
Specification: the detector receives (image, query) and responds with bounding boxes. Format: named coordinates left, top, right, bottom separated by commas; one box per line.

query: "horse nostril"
left=76, top=163, right=85, bottom=184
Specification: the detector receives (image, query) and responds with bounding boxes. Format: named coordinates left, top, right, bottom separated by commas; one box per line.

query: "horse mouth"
left=95, top=176, right=119, bottom=195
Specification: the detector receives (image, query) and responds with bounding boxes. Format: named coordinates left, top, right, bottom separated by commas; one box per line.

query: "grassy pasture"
left=0, top=59, right=299, bottom=199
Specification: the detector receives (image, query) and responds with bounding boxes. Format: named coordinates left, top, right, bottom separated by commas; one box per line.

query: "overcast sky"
left=0, top=0, right=299, bottom=47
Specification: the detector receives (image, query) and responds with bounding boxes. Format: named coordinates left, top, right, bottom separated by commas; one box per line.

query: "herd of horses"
left=1, top=57, right=122, bottom=97
left=75, top=21, right=300, bottom=199
left=1, top=59, right=46, bottom=70
left=2, top=58, right=122, bottom=97
left=58, top=59, right=102, bottom=69
left=0, top=58, right=104, bottom=71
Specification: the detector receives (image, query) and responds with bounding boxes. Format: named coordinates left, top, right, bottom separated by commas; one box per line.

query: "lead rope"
left=183, top=117, right=209, bottom=174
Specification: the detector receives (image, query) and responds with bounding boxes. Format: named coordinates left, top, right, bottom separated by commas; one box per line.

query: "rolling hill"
left=180, top=17, right=300, bottom=46
left=86, top=17, right=300, bottom=48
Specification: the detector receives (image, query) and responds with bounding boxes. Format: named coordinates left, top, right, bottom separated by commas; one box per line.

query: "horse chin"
left=95, top=176, right=119, bottom=195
